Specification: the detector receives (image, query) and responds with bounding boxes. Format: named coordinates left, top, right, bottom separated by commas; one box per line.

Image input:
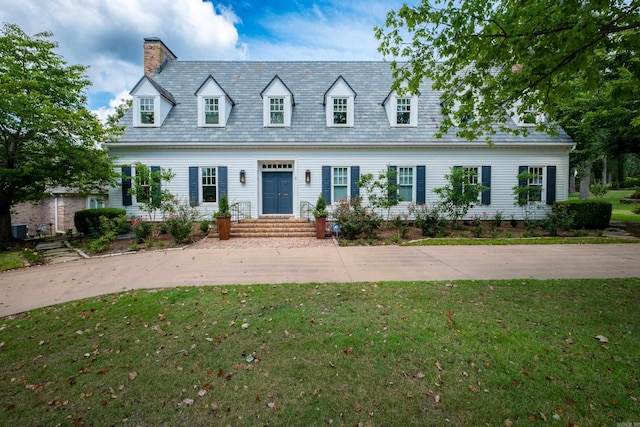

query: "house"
left=11, top=188, right=107, bottom=238
left=105, top=38, right=574, bottom=225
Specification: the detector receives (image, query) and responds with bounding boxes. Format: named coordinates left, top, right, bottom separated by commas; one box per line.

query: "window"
left=137, top=169, right=151, bottom=204
left=522, top=105, right=537, bottom=124
left=139, top=97, right=155, bottom=124
left=528, top=166, right=543, bottom=202
left=270, top=98, right=284, bottom=125
left=201, top=167, right=217, bottom=202
left=396, top=98, right=411, bottom=125
left=398, top=167, right=413, bottom=201
left=465, top=167, right=479, bottom=186
left=89, top=196, right=105, bottom=209
left=333, top=98, right=347, bottom=125
left=333, top=167, right=348, bottom=202
left=204, top=98, right=219, bottom=125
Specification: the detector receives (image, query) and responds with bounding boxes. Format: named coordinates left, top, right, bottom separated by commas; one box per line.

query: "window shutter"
left=416, top=165, right=426, bottom=204
left=350, top=166, right=360, bottom=199
left=218, top=166, right=228, bottom=198
left=453, top=165, right=463, bottom=195
left=322, top=166, right=331, bottom=205
left=518, top=165, right=528, bottom=205
left=151, top=166, right=161, bottom=206
left=546, top=166, right=557, bottom=205
left=388, top=165, right=398, bottom=201
left=189, top=166, right=199, bottom=206
left=122, top=166, right=132, bottom=206
left=481, top=165, right=491, bottom=205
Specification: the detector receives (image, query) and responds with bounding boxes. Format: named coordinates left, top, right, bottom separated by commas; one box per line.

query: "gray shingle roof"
left=117, top=61, right=572, bottom=145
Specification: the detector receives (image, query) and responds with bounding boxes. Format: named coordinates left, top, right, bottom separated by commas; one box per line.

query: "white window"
left=333, top=98, right=348, bottom=125
left=88, top=196, right=105, bottom=209
left=528, top=166, right=543, bottom=202
left=204, top=98, right=219, bottom=125
left=201, top=167, right=217, bottom=203
left=398, top=167, right=413, bottom=201
left=139, top=97, right=155, bottom=124
left=396, top=98, right=411, bottom=125
left=269, top=98, right=285, bottom=125
left=333, top=167, right=348, bottom=202
left=522, top=105, right=537, bottom=124
left=465, top=167, right=479, bottom=186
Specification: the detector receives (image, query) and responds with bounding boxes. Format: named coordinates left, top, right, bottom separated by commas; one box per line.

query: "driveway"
left=1, top=239, right=639, bottom=317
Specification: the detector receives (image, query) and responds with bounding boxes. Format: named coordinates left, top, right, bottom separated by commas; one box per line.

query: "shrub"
left=589, top=180, right=609, bottom=199
left=167, top=215, right=193, bottom=244
left=544, top=204, right=575, bottom=236
left=87, top=235, right=112, bottom=253
left=133, top=220, right=153, bottom=243
left=199, top=220, right=211, bottom=233
left=491, top=211, right=504, bottom=228
left=332, top=197, right=381, bottom=240
left=553, top=200, right=612, bottom=229
left=74, top=208, right=126, bottom=236
left=412, top=204, right=446, bottom=237
left=313, top=193, right=328, bottom=217
left=632, top=204, right=640, bottom=215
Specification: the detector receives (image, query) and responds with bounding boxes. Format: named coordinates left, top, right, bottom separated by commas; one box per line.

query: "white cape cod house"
left=106, top=38, right=574, bottom=223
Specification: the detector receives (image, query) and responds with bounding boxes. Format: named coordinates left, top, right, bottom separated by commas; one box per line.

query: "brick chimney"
left=143, top=38, right=177, bottom=78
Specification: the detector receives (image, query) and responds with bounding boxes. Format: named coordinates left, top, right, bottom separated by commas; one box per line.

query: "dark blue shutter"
left=546, top=166, right=556, bottom=205
left=189, top=166, right=199, bottom=206
left=481, top=165, right=491, bottom=205
left=518, top=166, right=528, bottom=205
left=218, top=166, right=228, bottom=199
left=416, top=165, right=426, bottom=204
left=122, top=166, right=132, bottom=206
left=453, top=165, right=463, bottom=195
left=322, top=166, right=331, bottom=205
left=388, top=165, right=397, bottom=201
left=350, top=166, right=360, bottom=200
left=151, top=166, right=161, bottom=206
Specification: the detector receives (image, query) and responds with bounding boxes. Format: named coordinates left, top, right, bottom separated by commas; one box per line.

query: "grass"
left=405, top=236, right=636, bottom=246
left=0, top=251, right=24, bottom=270
left=601, top=189, right=640, bottom=223
left=1, top=279, right=639, bottom=426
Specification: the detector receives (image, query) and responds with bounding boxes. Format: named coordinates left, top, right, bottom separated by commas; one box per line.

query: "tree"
left=358, top=166, right=401, bottom=221
left=126, top=163, right=175, bottom=221
left=376, top=0, right=640, bottom=140
left=105, top=98, right=131, bottom=141
left=433, top=167, right=486, bottom=227
left=0, top=23, right=116, bottom=244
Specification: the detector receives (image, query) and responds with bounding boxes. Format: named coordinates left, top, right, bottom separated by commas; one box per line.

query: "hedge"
left=552, top=200, right=612, bottom=229
left=74, top=208, right=126, bottom=235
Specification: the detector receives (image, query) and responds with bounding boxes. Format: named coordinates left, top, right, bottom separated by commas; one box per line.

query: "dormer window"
left=195, top=76, right=234, bottom=128
left=396, top=98, right=411, bottom=125
left=261, top=76, right=294, bottom=127
left=383, top=89, right=419, bottom=127
left=324, top=76, right=356, bottom=127
left=511, top=101, right=546, bottom=127
left=270, top=98, right=285, bottom=125
left=139, top=97, right=155, bottom=124
left=204, top=98, right=219, bottom=125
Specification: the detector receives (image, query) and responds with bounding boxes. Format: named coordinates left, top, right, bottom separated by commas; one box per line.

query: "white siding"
left=108, top=145, right=570, bottom=221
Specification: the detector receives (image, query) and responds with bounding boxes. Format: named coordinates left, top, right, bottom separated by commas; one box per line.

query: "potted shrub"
left=214, top=194, right=231, bottom=240
left=313, top=192, right=328, bottom=239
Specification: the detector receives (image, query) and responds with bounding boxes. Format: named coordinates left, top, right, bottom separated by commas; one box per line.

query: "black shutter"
left=388, top=165, right=397, bottom=201
left=416, top=165, right=426, bottom=204
left=189, top=166, right=199, bottom=206
left=481, top=165, right=491, bottom=205
left=122, top=166, right=132, bottom=206
left=453, top=165, right=463, bottom=195
left=546, top=166, right=557, bottom=205
left=150, top=166, right=161, bottom=206
left=218, top=166, right=228, bottom=199
left=518, top=166, right=528, bottom=205
left=322, top=166, right=331, bottom=205
left=350, top=166, right=360, bottom=199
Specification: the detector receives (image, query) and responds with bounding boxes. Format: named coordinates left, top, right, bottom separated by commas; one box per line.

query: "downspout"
left=52, top=193, right=62, bottom=234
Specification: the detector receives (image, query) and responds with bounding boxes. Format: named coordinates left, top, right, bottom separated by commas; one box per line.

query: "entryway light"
left=305, top=169, right=311, bottom=183
left=240, top=169, right=246, bottom=184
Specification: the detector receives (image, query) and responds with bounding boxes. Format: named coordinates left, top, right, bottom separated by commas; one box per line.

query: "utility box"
left=11, top=224, right=28, bottom=240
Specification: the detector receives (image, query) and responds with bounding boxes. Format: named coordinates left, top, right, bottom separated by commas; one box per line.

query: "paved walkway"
left=1, top=238, right=639, bottom=317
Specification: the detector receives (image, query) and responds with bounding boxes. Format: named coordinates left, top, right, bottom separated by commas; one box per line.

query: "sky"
left=0, top=0, right=412, bottom=122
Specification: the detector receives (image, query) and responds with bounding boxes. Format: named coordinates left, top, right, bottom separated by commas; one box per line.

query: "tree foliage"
left=433, top=167, right=486, bottom=227
left=0, top=23, right=116, bottom=243
left=376, top=0, right=640, bottom=140
left=126, top=163, right=175, bottom=221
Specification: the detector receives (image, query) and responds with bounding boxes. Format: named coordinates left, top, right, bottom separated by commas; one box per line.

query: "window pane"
left=398, top=167, right=413, bottom=201
left=201, top=167, right=217, bottom=202
left=396, top=98, right=411, bottom=124
left=528, top=167, right=543, bottom=202
left=334, top=186, right=347, bottom=202
left=333, top=167, right=348, bottom=202
left=333, top=98, right=347, bottom=124
left=204, top=98, right=219, bottom=124
left=270, top=98, right=284, bottom=124
left=140, top=98, right=154, bottom=124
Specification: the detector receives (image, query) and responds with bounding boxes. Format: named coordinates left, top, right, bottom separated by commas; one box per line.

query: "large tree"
left=0, top=23, right=116, bottom=244
left=375, top=0, right=640, bottom=140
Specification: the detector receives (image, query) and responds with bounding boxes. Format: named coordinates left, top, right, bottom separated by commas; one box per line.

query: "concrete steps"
left=230, top=217, right=316, bottom=238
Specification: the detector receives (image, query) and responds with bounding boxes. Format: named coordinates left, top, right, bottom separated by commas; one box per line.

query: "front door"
left=262, top=172, right=293, bottom=214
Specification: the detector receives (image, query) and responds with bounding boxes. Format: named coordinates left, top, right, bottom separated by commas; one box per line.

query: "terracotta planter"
left=217, top=216, right=231, bottom=240
left=315, top=216, right=327, bottom=239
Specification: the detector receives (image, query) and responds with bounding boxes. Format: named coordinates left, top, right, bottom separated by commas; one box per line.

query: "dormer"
left=195, top=75, right=235, bottom=127
left=324, top=75, right=356, bottom=127
left=261, top=75, right=294, bottom=127
left=382, top=86, right=419, bottom=127
left=130, top=76, right=176, bottom=127
left=510, top=100, right=546, bottom=127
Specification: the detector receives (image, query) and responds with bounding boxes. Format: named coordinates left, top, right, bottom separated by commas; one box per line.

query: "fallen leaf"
left=436, top=361, right=443, bottom=371
left=504, top=419, right=513, bottom=426
left=468, top=385, right=478, bottom=393
left=267, top=402, right=276, bottom=409
left=128, top=372, right=137, bottom=380
left=241, top=323, right=249, bottom=329
left=182, top=398, right=194, bottom=406
left=595, top=335, right=608, bottom=343
left=565, top=338, right=575, bottom=345
left=354, top=402, right=362, bottom=412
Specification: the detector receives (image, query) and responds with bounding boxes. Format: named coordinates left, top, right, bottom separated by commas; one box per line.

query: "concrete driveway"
left=1, top=241, right=639, bottom=317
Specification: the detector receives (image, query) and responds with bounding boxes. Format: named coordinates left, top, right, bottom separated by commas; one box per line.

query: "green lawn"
left=572, top=189, right=640, bottom=222
left=1, top=280, right=638, bottom=426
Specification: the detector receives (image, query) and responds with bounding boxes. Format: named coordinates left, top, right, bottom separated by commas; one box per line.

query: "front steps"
left=230, top=217, right=316, bottom=238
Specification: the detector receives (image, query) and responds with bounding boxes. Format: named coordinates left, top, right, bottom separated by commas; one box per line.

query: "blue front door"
left=262, top=172, right=293, bottom=214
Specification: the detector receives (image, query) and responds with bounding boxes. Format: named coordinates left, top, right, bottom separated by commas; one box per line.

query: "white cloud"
left=92, top=90, right=132, bottom=124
